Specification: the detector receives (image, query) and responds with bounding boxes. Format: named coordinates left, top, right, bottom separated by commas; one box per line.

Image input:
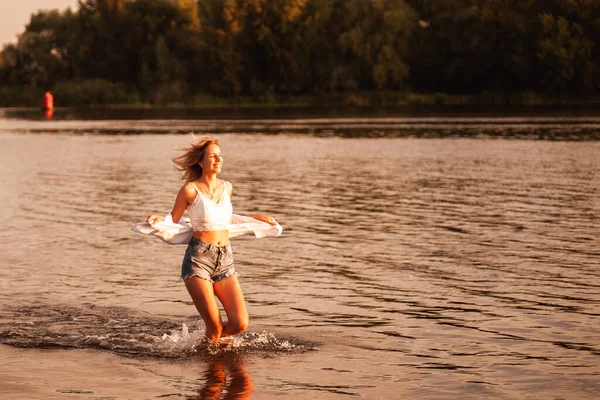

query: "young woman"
left=146, top=137, right=276, bottom=342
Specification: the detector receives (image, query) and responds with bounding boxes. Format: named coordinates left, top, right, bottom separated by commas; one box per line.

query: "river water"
left=0, top=108, right=598, bottom=399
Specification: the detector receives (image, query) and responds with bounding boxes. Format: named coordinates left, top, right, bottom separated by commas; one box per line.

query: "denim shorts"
left=181, top=237, right=236, bottom=283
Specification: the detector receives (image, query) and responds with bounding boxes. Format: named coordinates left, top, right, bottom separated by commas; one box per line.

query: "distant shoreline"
left=2, top=86, right=600, bottom=110
left=3, top=104, right=600, bottom=124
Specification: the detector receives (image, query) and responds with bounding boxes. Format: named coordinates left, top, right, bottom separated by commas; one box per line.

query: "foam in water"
left=159, top=323, right=305, bottom=356
left=161, top=323, right=205, bottom=353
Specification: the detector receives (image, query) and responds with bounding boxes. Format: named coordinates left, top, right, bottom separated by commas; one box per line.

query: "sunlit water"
left=0, top=108, right=598, bottom=399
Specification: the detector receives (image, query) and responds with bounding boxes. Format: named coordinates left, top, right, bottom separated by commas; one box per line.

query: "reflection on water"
left=195, top=356, right=254, bottom=400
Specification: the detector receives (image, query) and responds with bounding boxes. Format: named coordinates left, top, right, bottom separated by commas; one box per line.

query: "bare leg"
left=214, top=275, right=249, bottom=337
left=184, top=276, right=224, bottom=341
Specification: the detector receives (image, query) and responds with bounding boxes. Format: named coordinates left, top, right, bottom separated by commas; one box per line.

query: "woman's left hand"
left=251, top=214, right=277, bottom=225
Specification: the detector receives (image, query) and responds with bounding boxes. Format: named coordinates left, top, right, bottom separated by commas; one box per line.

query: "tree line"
left=0, top=0, right=598, bottom=106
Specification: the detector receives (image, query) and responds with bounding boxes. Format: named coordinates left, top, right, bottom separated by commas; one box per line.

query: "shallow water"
left=0, top=108, right=599, bottom=399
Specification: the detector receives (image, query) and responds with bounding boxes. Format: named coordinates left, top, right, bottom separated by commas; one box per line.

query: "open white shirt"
left=132, top=213, right=282, bottom=245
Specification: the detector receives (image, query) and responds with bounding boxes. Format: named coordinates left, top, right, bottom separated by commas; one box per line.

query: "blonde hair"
left=172, top=136, right=220, bottom=182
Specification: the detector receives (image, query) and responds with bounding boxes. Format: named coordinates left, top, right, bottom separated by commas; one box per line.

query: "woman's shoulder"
left=181, top=182, right=199, bottom=198
left=183, top=181, right=198, bottom=190
left=222, top=180, right=233, bottom=195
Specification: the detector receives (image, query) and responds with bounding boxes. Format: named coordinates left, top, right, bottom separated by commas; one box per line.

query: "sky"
left=0, top=0, right=79, bottom=47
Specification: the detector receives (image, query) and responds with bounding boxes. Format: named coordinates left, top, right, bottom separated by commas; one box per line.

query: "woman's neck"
left=198, top=174, right=218, bottom=189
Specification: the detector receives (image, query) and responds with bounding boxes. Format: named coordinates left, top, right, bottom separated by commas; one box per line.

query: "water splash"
left=0, top=304, right=316, bottom=358
left=160, top=323, right=310, bottom=356
left=160, top=323, right=205, bottom=354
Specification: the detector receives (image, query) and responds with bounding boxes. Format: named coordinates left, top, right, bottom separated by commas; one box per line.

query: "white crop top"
left=187, top=181, right=233, bottom=232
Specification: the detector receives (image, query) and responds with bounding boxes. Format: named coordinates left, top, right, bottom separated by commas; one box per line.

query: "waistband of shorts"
left=189, top=236, right=230, bottom=250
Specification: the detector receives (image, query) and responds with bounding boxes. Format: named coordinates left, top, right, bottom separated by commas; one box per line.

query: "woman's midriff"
left=193, top=230, right=230, bottom=246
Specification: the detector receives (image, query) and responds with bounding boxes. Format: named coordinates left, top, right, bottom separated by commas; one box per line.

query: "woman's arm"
left=170, top=183, right=195, bottom=222
left=147, top=183, right=195, bottom=225
left=226, top=180, right=277, bottom=226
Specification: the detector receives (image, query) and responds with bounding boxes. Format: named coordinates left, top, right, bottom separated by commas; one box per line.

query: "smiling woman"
left=145, top=136, right=279, bottom=343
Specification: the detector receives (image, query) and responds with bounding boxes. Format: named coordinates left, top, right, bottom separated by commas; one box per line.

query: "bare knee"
left=229, top=316, right=249, bottom=335
left=237, top=316, right=249, bottom=334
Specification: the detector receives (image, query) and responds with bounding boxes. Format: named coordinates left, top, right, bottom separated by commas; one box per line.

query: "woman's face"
left=200, top=143, right=223, bottom=174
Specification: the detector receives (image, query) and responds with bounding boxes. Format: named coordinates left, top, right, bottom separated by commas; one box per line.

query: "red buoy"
left=44, top=92, right=54, bottom=110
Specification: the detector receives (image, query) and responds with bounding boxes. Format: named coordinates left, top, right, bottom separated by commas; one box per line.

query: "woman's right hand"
left=251, top=214, right=277, bottom=225
left=147, top=214, right=165, bottom=225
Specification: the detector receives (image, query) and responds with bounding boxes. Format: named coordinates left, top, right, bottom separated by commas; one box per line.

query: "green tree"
left=337, top=0, right=416, bottom=90
left=2, top=0, right=600, bottom=104
left=0, top=9, right=74, bottom=88
left=136, top=1, right=199, bottom=84
left=197, top=0, right=309, bottom=97
left=537, top=12, right=595, bottom=95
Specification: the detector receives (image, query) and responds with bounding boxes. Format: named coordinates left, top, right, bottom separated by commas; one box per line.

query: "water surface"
left=0, top=108, right=598, bottom=399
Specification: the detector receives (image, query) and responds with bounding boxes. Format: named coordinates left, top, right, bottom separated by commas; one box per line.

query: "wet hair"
left=172, top=136, right=220, bottom=182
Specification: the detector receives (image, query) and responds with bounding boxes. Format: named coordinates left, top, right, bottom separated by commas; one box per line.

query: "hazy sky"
left=0, top=0, right=79, bottom=46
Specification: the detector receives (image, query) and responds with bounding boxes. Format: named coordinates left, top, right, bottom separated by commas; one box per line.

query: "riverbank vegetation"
left=1, top=0, right=598, bottom=107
